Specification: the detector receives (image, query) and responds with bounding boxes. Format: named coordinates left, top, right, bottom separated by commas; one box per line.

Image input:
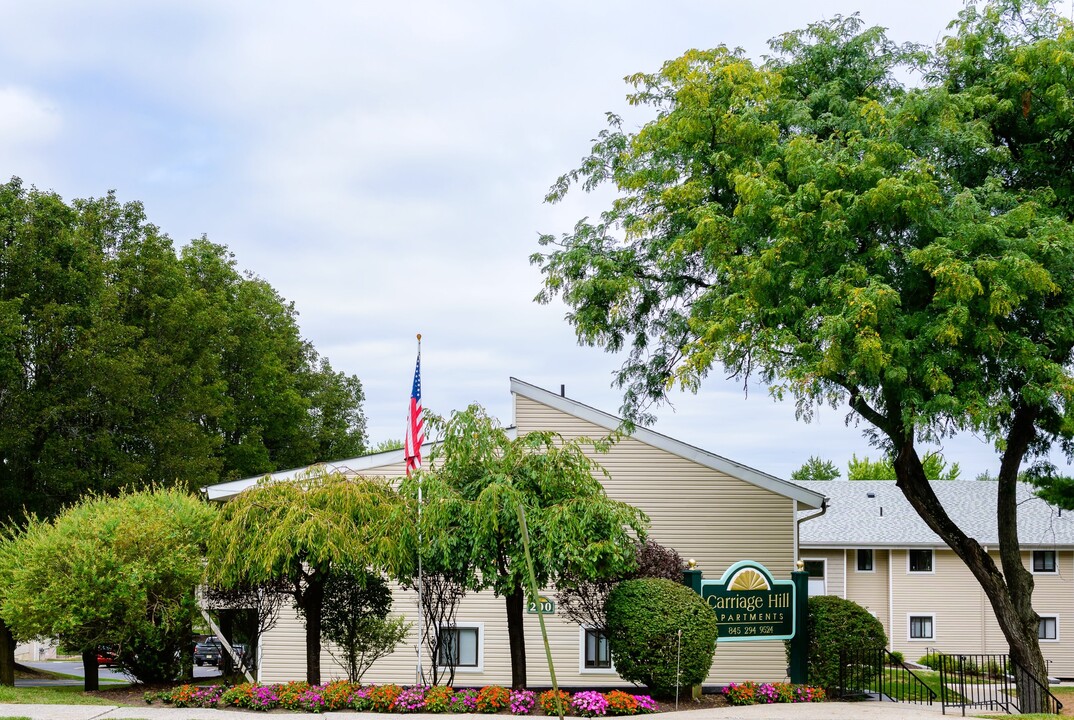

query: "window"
left=909, top=615, right=934, bottom=640
left=803, top=559, right=826, bottom=595
left=583, top=629, right=612, bottom=670
left=909, top=549, right=933, bottom=573
left=1033, top=550, right=1057, bottom=574
left=857, top=549, right=874, bottom=572
left=1039, top=616, right=1059, bottom=641
left=438, top=626, right=480, bottom=669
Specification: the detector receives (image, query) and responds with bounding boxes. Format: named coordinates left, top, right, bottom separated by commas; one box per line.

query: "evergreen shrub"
left=606, top=578, right=719, bottom=697
left=789, top=595, right=887, bottom=691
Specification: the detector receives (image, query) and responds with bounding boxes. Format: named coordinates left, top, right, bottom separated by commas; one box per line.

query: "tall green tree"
left=204, top=472, right=403, bottom=685
left=847, top=452, right=960, bottom=481
left=0, top=182, right=368, bottom=524
left=396, top=406, right=649, bottom=688
left=790, top=456, right=841, bottom=482
left=0, top=488, right=214, bottom=690
left=534, top=1, right=1074, bottom=704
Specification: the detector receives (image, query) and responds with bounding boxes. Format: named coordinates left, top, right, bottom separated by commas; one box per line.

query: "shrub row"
left=145, top=681, right=659, bottom=715
left=723, top=682, right=826, bottom=706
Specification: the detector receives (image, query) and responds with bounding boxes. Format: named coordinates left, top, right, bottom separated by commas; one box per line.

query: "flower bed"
left=722, top=681, right=826, bottom=706
left=145, top=682, right=659, bottom=714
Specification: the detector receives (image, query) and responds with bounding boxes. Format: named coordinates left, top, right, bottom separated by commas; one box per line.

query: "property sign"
left=527, top=595, right=555, bottom=614
left=700, top=560, right=795, bottom=642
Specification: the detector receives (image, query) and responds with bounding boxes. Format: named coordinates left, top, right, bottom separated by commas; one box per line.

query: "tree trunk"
left=889, top=407, right=1051, bottom=713
left=301, top=576, right=325, bottom=685
left=506, top=585, right=527, bottom=689
left=81, top=648, right=99, bottom=692
left=0, top=619, right=14, bottom=686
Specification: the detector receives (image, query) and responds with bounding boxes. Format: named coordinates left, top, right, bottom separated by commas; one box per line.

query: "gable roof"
left=795, top=480, right=1074, bottom=548
left=204, top=378, right=825, bottom=509
left=510, top=378, right=825, bottom=508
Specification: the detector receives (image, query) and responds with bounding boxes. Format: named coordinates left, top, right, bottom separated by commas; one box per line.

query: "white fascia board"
left=509, top=377, right=825, bottom=509
left=202, top=443, right=430, bottom=502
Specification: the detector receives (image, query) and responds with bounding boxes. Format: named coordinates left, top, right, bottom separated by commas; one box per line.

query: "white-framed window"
left=856, top=549, right=874, bottom=572
left=1039, top=615, right=1059, bottom=642
left=1032, top=550, right=1058, bottom=574
left=578, top=628, right=615, bottom=673
left=908, top=549, right=934, bottom=574
left=908, top=614, right=935, bottom=641
left=803, top=559, right=826, bottom=595
left=437, top=623, right=483, bottom=672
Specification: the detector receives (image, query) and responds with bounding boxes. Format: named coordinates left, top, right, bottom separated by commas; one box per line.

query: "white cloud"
left=2, top=0, right=1070, bottom=482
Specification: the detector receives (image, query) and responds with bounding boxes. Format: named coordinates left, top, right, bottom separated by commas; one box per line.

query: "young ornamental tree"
left=204, top=471, right=404, bottom=685
left=319, top=563, right=411, bottom=683
left=398, top=406, right=649, bottom=689
left=534, top=1, right=1074, bottom=707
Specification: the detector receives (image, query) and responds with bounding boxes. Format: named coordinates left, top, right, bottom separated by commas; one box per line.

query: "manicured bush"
left=788, top=595, right=887, bottom=691
left=889, top=650, right=904, bottom=665
left=606, top=578, right=719, bottom=697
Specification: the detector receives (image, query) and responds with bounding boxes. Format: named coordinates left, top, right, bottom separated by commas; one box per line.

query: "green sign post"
left=683, top=560, right=809, bottom=684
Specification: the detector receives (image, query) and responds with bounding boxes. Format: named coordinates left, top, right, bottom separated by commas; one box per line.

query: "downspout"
left=888, top=550, right=894, bottom=652
left=797, top=498, right=828, bottom=530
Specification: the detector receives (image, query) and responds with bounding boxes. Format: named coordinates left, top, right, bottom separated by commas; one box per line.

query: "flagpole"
left=414, top=334, right=424, bottom=686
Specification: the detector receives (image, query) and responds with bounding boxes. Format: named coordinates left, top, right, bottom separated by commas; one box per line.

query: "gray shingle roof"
left=796, top=481, right=1074, bottom=548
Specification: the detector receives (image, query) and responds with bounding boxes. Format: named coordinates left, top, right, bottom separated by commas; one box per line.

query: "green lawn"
left=0, top=685, right=118, bottom=705
left=863, top=667, right=962, bottom=703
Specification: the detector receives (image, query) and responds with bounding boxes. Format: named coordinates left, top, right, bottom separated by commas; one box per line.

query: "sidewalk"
left=0, top=702, right=946, bottom=719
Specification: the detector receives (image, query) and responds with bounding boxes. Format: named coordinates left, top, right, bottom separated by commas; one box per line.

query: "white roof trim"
left=203, top=444, right=423, bottom=502
left=203, top=427, right=522, bottom=502
left=509, top=378, right=825, bottom=508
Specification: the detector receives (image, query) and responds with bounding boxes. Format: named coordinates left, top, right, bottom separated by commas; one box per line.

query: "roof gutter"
left=797, top=497, right=828, bottom=529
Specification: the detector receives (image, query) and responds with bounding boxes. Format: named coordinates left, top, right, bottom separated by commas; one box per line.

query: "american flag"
left=405, top=350, right=423, bottom=475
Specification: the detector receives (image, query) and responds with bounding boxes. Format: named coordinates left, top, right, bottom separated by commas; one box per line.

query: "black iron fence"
left=922, top=650, right=1063, bottom=716
left=837, top=646, right=936, bottom=705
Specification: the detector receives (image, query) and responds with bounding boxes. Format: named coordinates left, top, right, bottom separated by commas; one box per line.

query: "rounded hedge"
left=791, top=595, right=887, bottom=691
left=606, top=578, right=718, bottom=697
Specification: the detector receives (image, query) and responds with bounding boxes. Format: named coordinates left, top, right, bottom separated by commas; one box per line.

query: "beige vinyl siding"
left=845, top=548, right=889, bottom=640
left=515, top=394, right=796, bottom=684
left=258, top=392, right=801, bottom=685
left=801, top=550, right=844, bottom=598
left=1022, top=550, right=1074, bottom=677
left=823, top=547, right=1074, bottom=678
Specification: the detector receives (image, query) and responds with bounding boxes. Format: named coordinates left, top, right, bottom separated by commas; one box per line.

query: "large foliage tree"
left=535, top=0, right=1074, bottom=706
left=204, top=472, right=404, bottom=685
left=0, top=180, right=367, bottom=683
left=396, top=406, right=649, bottom=689
left=0, top=180, right=368, bottom=528
left=0, top=488, right=214, bottom=690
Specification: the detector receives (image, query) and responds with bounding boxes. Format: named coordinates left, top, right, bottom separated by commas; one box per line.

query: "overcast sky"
left=3, top=0, right=1071, bottom=482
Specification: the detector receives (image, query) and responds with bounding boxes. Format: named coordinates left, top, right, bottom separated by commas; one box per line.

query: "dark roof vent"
left=866, top=492, right=876, bottom=499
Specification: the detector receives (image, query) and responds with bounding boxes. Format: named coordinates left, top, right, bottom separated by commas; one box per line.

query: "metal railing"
left=837, top=646, right=936, bottom=705
left=926, top=650, right=1063, bottom=716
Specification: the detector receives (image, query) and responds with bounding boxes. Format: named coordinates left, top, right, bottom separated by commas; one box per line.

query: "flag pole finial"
left=416, top=333, right=422, bottom=342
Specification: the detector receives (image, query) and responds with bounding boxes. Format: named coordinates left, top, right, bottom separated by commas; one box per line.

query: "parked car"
left=95, top=645, right=119, bottom=667
left=193, top=640, right=221, bottom=666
